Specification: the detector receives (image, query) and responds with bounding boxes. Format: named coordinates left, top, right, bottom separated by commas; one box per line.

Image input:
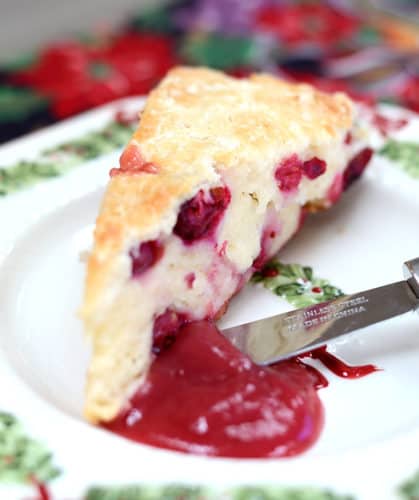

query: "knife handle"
left=404, top=257, right=419, bottom=299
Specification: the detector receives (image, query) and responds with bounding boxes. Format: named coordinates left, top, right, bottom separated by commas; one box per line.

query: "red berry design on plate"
left=174, top=186, right=231, bottom=243
left=262, top=267, right=279, bottom=278
left=129, top=240, right=163, bottom=278
left=114, top=109, right=139, bottom=126
left=372, top=113, right=408, bottom=137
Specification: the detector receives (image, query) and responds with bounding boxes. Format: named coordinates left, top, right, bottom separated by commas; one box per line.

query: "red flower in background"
left=400, top=77, right=419, bottom=113
left=256, top=4, right=359, bottom=46
left=13, top=33, right=177, bottom=118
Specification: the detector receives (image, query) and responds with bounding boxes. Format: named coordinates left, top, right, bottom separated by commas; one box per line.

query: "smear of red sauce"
left=292, top=357, right=329, bottom=389
left=105, top=322, right=378, bottom=458
left=301, top=346, right=379, bottom=379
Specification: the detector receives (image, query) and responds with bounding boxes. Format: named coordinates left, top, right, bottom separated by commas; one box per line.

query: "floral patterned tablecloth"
left=0, top=0, right=418, bottom=143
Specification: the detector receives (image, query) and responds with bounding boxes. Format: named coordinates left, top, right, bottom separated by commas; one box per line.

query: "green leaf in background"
left=0, top=412, right=60, bottom=484
left=0, top=53, right=36, bottom=72
left=85, top=485, right=355, bottom=500
left=356, top=25, right=382, bottom=45
left=252, top=260, right=343, bottom=308
left=0, top=86, right=48, bottom=123
left=181, top=34, right=257, bottom=69
left=379, top=139, right=419, bottom=179
left=399, top=469, right=419, bottom=500
left=131, top=4, right=175, bottom=33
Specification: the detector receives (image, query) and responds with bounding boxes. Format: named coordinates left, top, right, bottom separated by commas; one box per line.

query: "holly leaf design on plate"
left=85, top=485, right=208, bottom=500
left=0, top=113, right=136, bottom=196
left=0, top=412, right=60, bottom=484
left=232, top=486, right=354, bottom=499
left=379, top=140, right=419, bottom=179
left=399, top=469, right=419, bottom=500
left=85, top=485, right=355, bottom=500
left=252, top=260, right=343, bottom=308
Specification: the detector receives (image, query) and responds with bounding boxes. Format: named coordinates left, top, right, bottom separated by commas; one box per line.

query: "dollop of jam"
left=105, top=321, right=379, bottom=458
left=174, top=187, right=231, bottom=243
left=105, top=321, right=324, bottom=458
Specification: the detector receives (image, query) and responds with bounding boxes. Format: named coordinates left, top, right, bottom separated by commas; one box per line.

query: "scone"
left=81, top=66, right=373, bottom=423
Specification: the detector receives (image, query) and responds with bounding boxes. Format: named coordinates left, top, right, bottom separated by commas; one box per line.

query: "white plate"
left=0, top=97, right=418, bottom=500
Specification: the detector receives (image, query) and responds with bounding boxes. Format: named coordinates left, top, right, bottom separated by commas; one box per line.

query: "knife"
left=221, top=258, right=419, bottom=364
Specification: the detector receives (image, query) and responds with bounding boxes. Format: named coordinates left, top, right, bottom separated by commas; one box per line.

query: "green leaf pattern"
left=252, top=261, right=344, bottom=308
left=0, top=86, right=48, bottom=122
left=0, top=412, right=60, bottom=484
left=85, top=485, right=354, bottom=500
left=400, top=470, right=419, bottom=500
left=0, top=117, right=136, bottom=195
left=379, top=140, right=419, bottom=179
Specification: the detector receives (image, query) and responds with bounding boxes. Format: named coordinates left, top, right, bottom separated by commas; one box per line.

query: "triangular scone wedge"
left=81, top=67, right=373, bottom=423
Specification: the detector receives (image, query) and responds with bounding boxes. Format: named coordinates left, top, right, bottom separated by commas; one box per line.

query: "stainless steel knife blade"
left=221, top=258, right=419, bottom=365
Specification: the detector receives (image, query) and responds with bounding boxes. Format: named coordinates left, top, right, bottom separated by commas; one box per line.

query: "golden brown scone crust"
left=83, top=66, right=352, bottom=314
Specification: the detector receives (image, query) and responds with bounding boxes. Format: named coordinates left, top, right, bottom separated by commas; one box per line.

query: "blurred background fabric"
left=0, top=0, right=418, bottom=143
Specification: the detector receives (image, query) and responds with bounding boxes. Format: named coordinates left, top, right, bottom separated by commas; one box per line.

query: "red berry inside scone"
left=174, top=186, right=231, bottom=243
left=343, top=147, right=373, bottom=189
left=152, top=309, right=189, bottom=354
left=275, top=155, right=303, bottom=192
left=302, top=157, right=327, bottom=180
left=129, top=241, right=163, bottom=278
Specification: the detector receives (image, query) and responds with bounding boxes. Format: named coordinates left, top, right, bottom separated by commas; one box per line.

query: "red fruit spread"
left=105, top=321, right=377, bottom=458
left=305, top=346, right=378, bottom=379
